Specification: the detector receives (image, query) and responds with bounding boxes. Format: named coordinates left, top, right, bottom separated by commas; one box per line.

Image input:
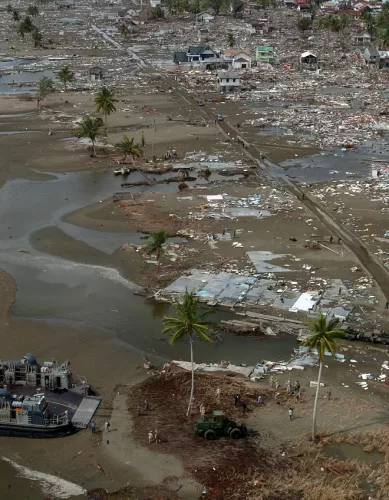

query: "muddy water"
left=0, top=70, right=56, bottom=94
left=0, top=170, right=297, bottom=365
left=323, top=442, right=384, bottom=466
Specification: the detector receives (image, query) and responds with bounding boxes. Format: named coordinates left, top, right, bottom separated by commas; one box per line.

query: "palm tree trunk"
left=186, top=332, right=194, bottom=416
left=156, top=248, right=160, bottom=274
left=312, top=358, right=323, bottom=441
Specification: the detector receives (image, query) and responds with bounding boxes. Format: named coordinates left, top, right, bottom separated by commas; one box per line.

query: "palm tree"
left=118, top=23, right=130, bottom=38
left=27, top=4, right=39, bottom=17
left=147, top=231, right=169, bottom=272
left=94, top=86, right=117, bottom=127
left=22, top=15, right=34, bottom=32
left=74, top=116, right=104, bottom=156
left=298, top=17, right=312, bottom=33
left=58, top=65, right=75, bottom=91
left=36, top=76, right=55, bottom=107
left=163, top=290, right=214, bottom=415
left=302, top=313, right=344, bottom=441
left=6, top=4, right=13, bottom=14
left=32, top=29, right=43, bottom=47
left=115, top=135, right=142, bottom=163
left=18, top=21, right=27, bottom=38
left=13, top=10, right=21, bottom=22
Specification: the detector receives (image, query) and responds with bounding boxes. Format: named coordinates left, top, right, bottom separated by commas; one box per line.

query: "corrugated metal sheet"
left=71, top=396, right=101, bottom=429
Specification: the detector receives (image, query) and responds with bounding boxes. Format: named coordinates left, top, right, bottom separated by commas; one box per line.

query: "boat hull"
left=0, top=422, right=77, bottom=438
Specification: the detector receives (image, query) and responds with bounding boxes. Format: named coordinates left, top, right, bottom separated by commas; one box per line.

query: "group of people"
left=148, top=429, right=160, bottom=444
left=90, top=420, right=110, bottom=434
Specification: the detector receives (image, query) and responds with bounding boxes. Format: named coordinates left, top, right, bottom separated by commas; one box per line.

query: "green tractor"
left=194, top=410, right=247, bottom=440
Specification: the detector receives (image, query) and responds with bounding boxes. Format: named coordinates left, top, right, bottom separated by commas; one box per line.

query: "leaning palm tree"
left=57, top=65, right=75, bottom=91
left=147, top=231, right=169, bottom=272
left=163, top=290, right=214, bottom=416
left=17, top=21, right=27, bottom=38
left=302, top=313, right=344, bottom=441
left=74, top=116, right=104, bottom=156
left=94, top=86, right=117, bottom=127
left=115, top=135, right=142, bottom=163
left=22, top=15, right=34, bottom=32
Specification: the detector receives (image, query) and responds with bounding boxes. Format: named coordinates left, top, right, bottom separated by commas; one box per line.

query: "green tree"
left=231, top=0, right=244, bottom=18
left=57, top=65, right=75, bottom=91
left=6, top=4, right=13, bottom=14
left=227, top=32, right=235, bottom=47
left=115, top=135, right=142, bottom=163
left=378, top=26, right=389, bottom=49
left=74, top=116, right=104, bottom=156
left=22, top=15, right=34, bottom=32
left=27, top=4, right=39, bottom=16
left=188, top=0, right=201, bottom=13
left=298, top=17, right=312, bottom=32
left=302, top=313, right=344, bottom=441
left=18, top=22, right=27, bottom=39
left=13, top=10, right=20, bottom=22
left=36, top=76, right=55, bottom=107
left=150, top=4, right=165, bottom=18
left=32, top=29, right=42, bottom=47
left=94, top=86, right=117, bottom=127
left=118, top=23, right=130, bottom=38
left=147, top=230, right=169, bottom=272
left=207, top=0, right=225, bottom=15
left=163, top=290, right=214, bottom=415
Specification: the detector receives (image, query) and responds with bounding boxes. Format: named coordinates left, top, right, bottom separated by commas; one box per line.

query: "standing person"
left=327, top=387, right=332, bottom=400
left=329, top=236, right=333, bottom=244
left=216, top=387, right=221, bottom=403
left=289, top=408, right=294, bottom=421
left=154, top=429, right=160, bottom=443
left=275, top=379, right=280, bottom=390
left=144, top=399, right=151, bottom=411
left=200, top=404, right=205, bottom=418
left=286, top=379, right=291, bottom=393
left=256, top=395, right=262, bottom=406
left=104, top=421, right=109, bottom=432
left=269, top=375, right=274, bottom=388
left=148, top=431, right=153, bottom=444
left=91, top=421, right=96, bottom=434
left=338, top=287, right=342, bottom=296
left=274, top=392, right=280, bottom=404
left=233, top=393, right=239, bottom=406
left=338, top=237, right=341, bottom=245
left=241, top=401, right=247, bottom=414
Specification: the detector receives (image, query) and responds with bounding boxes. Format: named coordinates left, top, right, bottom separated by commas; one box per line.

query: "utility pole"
left=151, top=119, right=156, bottom=159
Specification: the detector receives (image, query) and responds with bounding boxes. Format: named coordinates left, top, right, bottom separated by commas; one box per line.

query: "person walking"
left=338, top=237, right=341, bottom=245
left=200, top=404, right=205, bottom=418
left=233, top=393, right=239, bottom=406
left=269, top=375, right=274, bottom=388
left=329, top=236, right=333, bottom=244
left=91, top=421, right=96, bottom=434
left=104, top=421, right=110, bottom=432
left=148, top=431, right=154, bottom=444
left=289, top=408, right=294, bottom=421
left=274, top=392, right=280, bottom=404
left=327, top=388, right=332, bottom=401
left=241, top=401, right=247, bottom=414
left=275, top=379, right=280, bottom=390
left=144, top=399, right=151, bottom=411
left=286, top=379, right=291, bottom=393
left=154, top=429, right=160, bottom=444
left=256, top=395, right=262, bottom=406
left=216, top=387, right=221, bottom=402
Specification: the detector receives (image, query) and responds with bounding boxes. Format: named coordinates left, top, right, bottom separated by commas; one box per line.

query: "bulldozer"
left=194, top=410, right=247, bottom=440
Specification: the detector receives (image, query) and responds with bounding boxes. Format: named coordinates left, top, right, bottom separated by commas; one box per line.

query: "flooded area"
left=0, top=169, right=298, bottom=365
left=0, top=70, right=56, bottom=94
left=323, top=442, right=384, bottom=466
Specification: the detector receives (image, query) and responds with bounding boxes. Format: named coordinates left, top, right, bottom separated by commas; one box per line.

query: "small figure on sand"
left=216, top=387, right=221, bottom=402
left=233, top=393, right=240, bottom=406
left=91, top=421, right=96, bottom=434
left=148, top=431, right=153, bottom=444
left=289, top=408, right=294, bottom=421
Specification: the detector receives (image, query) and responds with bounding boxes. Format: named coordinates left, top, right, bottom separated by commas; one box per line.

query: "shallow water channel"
left=0, top=168, right=297, bottom=364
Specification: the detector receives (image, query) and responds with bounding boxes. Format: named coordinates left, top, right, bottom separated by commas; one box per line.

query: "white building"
left=222, top=49, right=252, bottom=69
left=196, top=11, right=215, bottom=22
left=217, top=71, right=241, bottom=93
